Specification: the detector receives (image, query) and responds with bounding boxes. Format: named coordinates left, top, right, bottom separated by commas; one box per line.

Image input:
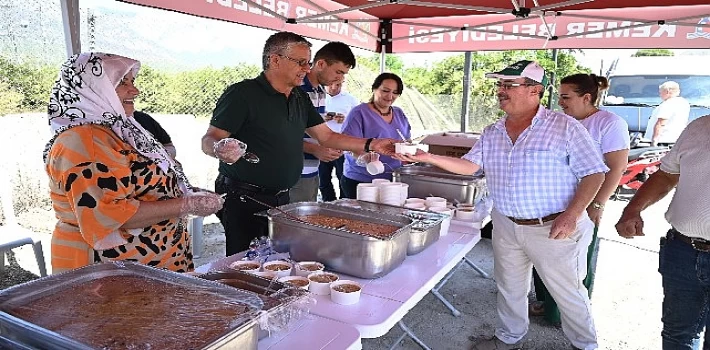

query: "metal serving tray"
left=0, top=262, right=263, bottom=350
left=265, top=202, right=413, bottom=279
left=393, top=163, right=487, bottom=205
left=333, top=199, right=445, bottom=255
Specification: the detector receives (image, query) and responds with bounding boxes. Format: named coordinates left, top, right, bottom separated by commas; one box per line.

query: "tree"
left=633, top=49, right=674, bottom=57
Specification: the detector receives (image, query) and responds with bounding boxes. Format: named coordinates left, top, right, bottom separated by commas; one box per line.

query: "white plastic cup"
left=278, top=276, right=310, bottom=290
left=425, top=196, right=447, bottom=209
left=395, top=143, right=418, bottom=155
left=404, top=202, right=426, bottom=210
left=308, top=272, right=340, bottom=296
left=262, top=260, right=293, bottom=278
left=330, top=280, right=362, bottom=305
left=429, top=207, right=453, bottom=236
left=398, top=183, right=409, bottom=204
left=371, top=179, right=391, bottom=186
left=378, top=183, right=403, bottom=206
left=228, top=260, right=261, bottom=273
left=455, top=207, right=477, bottom=221
left=366, top=160, right=385, bottom=175
left=356, top=183, right=378, bottom=202
left=405, top=198, right=426, bottom=205
left=294, top=261, right=325, bottom=277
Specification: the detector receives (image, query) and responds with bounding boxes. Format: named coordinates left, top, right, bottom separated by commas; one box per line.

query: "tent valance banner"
left=390, top=5, right=710, bottom=52
left=120, top=0, right=380, bottom=50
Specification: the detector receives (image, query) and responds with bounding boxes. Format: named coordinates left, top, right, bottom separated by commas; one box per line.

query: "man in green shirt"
left=201, top=31, right=396, bottom=256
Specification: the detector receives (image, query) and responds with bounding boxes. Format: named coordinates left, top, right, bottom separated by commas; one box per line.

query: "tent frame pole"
left=60, top=0, right=81, bottom=57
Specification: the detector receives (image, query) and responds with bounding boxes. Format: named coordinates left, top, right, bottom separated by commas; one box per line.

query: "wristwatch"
left=364, top=138, right=375, bottom=153
left=590, top=201, right=604, bottom=210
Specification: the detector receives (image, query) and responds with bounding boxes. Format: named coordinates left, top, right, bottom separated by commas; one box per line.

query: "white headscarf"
left=43, top=52, right=191, bottom=191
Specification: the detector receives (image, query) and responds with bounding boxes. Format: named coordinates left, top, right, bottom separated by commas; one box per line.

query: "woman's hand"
left=180, top=191, right=224, bottom=217
left=393, top=149, right=434, bottom=164
left=586, top=206, right=603, bottom=226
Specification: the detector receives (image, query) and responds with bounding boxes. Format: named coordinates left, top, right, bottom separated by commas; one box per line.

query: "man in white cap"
left=396, top=60, right=608, bottom=350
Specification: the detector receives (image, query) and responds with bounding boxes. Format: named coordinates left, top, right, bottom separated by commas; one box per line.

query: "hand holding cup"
left=213, top=138, right=246, bottom=164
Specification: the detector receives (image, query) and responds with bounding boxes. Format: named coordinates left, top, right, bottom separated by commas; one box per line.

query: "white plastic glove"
left=213, top=138, right=246, bottom=164
left=180, top=191, right=224, bottom=217
left=356, top=152, right=379, bottom=167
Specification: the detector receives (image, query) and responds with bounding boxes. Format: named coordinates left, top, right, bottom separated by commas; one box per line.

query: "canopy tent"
left=107, top=0, right=710, bottom=53
left=57, top=0, right=710, bottom=129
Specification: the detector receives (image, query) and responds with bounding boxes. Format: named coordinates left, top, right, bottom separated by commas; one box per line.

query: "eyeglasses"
left=494, top=82, right=538, bottom=90
left=278, top=54, right=312, bottom=68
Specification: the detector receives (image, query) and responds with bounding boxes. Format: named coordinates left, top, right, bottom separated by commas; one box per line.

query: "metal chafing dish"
left=0, top=262, right=263, bottom=350
left=333, top=199, right=445, bottom=255
left=393, top=163, right=487, bottom=205
left=264, top=202, right=413, bottom=279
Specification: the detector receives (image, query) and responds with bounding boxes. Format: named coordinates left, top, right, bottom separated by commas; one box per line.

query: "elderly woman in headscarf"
left=44, top=52, right=223, bottom=273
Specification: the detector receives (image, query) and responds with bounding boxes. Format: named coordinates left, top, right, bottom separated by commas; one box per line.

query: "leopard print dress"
left=46, top=124, right=193, bottom=273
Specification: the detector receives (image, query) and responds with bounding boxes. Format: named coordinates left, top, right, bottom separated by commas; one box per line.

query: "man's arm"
left=615, top=170, right=679, bottom=238
left=396, top=150, right=480, bottom=175
left=306, top=123, right=395, bottom=156
left=201, top=125, right=232, bottom=158
left=549, top=172, right=605, bottom=239
left=303, top=141, right=342, bottom=162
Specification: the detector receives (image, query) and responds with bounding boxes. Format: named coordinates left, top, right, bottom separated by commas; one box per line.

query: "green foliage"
left=633, top=49, right=674, bottom=57
left=0, top=81, right=23, bottom=115
left=357, top=54, right=405, bottom=76
left=0, top=56, right=56, bottom=114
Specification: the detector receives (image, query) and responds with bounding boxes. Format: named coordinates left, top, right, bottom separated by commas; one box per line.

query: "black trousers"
left=318, top=156, right=344, bottom=202
left=214, top=174, right=290, bottom=256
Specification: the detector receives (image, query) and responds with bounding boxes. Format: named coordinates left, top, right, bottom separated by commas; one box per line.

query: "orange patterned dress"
left=45, top=124, right=192, bottom=273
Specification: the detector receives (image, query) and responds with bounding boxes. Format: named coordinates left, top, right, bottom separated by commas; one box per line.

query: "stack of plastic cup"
left=378, top=183, right=403, bottom=206
left=356, top=183, right=378, bottom=202
left=398, top=183, right=409, bottom=204
left=371, top=179, right=391, bottom=186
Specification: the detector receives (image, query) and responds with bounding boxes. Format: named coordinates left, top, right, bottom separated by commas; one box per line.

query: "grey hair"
left=262, top=31, right=312, bottom=70
left=659, top=81, right=681, bottom=97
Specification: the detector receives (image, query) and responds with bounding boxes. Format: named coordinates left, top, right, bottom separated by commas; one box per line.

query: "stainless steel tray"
left=393, top=163, right=487, bottom=205
left=0, top=262, right=263, bottom=350
left=332, top=199, right=445, bottom=255
left=265, top=202, right=413, bottom=279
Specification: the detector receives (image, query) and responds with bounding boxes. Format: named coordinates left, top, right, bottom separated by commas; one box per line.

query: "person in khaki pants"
left=396, top=60, right=608, bottom=350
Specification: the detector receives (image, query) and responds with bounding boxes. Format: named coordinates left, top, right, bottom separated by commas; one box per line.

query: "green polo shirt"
left=211, top=73, right=324, bottom=190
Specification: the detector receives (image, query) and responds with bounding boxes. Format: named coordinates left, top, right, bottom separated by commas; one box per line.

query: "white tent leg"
left=379, top=49, right=386, bottom=73
left=460, top=51, right=472, bottom=132
left=60, top=0, right=81, bottom=57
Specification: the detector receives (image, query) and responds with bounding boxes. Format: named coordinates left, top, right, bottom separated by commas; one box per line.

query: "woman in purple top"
left=340, top=73, right=412, bottom=198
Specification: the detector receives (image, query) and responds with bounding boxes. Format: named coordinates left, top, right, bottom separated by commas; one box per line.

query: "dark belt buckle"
left=690, top=238, right=710, bottom=252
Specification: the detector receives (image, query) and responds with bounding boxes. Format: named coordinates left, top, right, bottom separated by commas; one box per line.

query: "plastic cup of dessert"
left=249, top=270, right=277, bottom=280
left=395, top=142, right=418, bottom=155
left=455, top=207, right=477, bottom=221
left=295, top=261, right=325, bottom=277
left=278, top=276, right=311, bottom=290
left=330, top=280, right=363, bottom=305
left=425, top=196, right=447, bottom=208
left=428, top=207, right=453, bottom=236
left=262, top=260, right=293, bottom=278
left=228, top=260, right=261, bottom=273
left=405, top=198, right=426, bottom=205
left=307, top=272, right=340, bottom=295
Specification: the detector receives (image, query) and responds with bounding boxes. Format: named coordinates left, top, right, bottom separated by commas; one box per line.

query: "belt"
left=223, top=176, right=288, bottom=196
left=507, top=212, right=562, bottom=226
left=670, top=228, right=710, bottom=252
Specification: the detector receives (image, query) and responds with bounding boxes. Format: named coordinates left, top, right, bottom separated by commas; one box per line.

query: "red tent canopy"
left=116, top=0, right=710, bottom=52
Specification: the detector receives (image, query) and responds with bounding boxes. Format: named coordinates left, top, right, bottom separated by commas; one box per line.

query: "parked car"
left=600, top=56, right=710, bottom=134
